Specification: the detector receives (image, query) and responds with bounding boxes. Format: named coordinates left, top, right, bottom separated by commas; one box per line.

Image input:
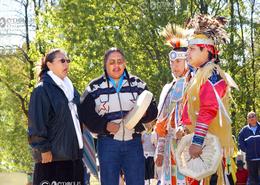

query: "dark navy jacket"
left=28, top=73, right=82, bottom=162
left=238, top=122, right=260, bottom=161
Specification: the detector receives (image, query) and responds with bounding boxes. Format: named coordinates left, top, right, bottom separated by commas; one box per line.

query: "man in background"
left=238, top=111, right=260, bottom=185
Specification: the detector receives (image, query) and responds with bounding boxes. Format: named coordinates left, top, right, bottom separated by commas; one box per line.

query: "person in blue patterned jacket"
left=79, top=47, right=158, bottom=185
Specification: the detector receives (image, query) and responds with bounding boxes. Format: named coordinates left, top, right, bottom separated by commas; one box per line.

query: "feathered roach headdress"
left=186, top=14, right=229, bottom=54
left=160, top=23, right=191, bottom=61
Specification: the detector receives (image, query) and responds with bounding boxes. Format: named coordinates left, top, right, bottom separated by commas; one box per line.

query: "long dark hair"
left=102, top=47, right=136, bottom=103
left=199, top=46, right=220, bottom=64
left=38, top=48, right=64, bottom=79
left=103, top=47, right=125, bottom=70
left=208, top=52, right=220, bottom=64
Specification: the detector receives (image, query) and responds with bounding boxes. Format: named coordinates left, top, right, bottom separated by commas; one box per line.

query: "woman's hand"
left=41, top=151, right=53, bottom=163
left=106, top=122, right=120, bottom=134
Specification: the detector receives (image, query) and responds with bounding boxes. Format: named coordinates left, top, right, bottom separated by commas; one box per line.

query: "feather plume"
left=160, top=23, right=190, bottom=48
left=186, top=14, right=229, bottom=45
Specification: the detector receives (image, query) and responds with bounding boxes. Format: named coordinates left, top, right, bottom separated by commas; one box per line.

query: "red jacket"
left=182, top=79, right=227, bottom=125
left=181, top=70, right=228, bottom=146
left=236, top=168, right=248, bottom=185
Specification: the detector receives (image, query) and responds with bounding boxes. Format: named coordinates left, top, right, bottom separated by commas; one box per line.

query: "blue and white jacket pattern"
left=79, top=72, right=157, bottom=141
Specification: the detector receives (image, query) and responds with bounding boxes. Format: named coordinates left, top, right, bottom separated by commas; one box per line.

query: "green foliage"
left=0, top=48, right=35, bottom=173
left=0, top=84, right=32, bottom=173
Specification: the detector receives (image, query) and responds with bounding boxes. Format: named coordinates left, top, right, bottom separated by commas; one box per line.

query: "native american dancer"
left=155, top=24, right=197, bottom=185
left=180, top=14, right=238, bottom=185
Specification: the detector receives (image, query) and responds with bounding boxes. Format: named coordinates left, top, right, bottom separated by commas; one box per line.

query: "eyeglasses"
left=248, top=115, right=256, bottom=119
left=59, top=58, right=71, bottom=63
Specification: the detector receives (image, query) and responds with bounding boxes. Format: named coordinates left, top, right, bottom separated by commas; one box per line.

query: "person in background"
left=238, top=111, right=260, bottom=185
left=28, top=49, right=84, bottom=184
left=235, top=160, right=248, bottom=185
left=79, top=47, right=158, bottom=185
left=142, top=121, right=157, bottom=185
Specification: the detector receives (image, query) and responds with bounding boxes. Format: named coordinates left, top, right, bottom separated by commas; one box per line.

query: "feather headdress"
left=160, top=23, right=191, bottom=49
left=186, top=14, right=229, bottom=46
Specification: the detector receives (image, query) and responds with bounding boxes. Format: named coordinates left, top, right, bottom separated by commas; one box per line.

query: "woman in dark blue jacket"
left=28, top=49, right=84, bottom=184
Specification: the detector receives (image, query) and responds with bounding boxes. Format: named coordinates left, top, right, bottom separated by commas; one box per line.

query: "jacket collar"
left=41, top=72, right=58, bottom=86
left=247, top=122, right=260, bottom=129
left=41, top=72, right=79, bottom=103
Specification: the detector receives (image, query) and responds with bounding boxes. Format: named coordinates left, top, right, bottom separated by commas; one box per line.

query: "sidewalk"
left=0, top=172, right=27, bottom=185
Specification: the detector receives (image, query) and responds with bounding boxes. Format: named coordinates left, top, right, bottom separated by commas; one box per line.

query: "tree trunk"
left=236, top=0, right=251, bottom=112
left=229, top=0, right=237, bottom=134
left=24, top=0, right=30, bottom=51
left=250, top=0, right=256, bottom=111
left=199, top=0, right=208, bottom=14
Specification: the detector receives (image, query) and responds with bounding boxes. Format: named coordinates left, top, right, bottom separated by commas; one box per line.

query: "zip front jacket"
left=79, top=72, right=158, bottom=141
left=238, top=122, right=260, bottom=161
left=28, top=73, right=82, bottom=162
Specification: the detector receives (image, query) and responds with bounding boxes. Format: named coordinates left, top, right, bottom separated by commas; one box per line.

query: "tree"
left=0, top=0, right=46, bottom=173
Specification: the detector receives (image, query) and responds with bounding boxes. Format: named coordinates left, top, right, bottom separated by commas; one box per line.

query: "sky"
left=0, top=0, right=35, bottom=48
